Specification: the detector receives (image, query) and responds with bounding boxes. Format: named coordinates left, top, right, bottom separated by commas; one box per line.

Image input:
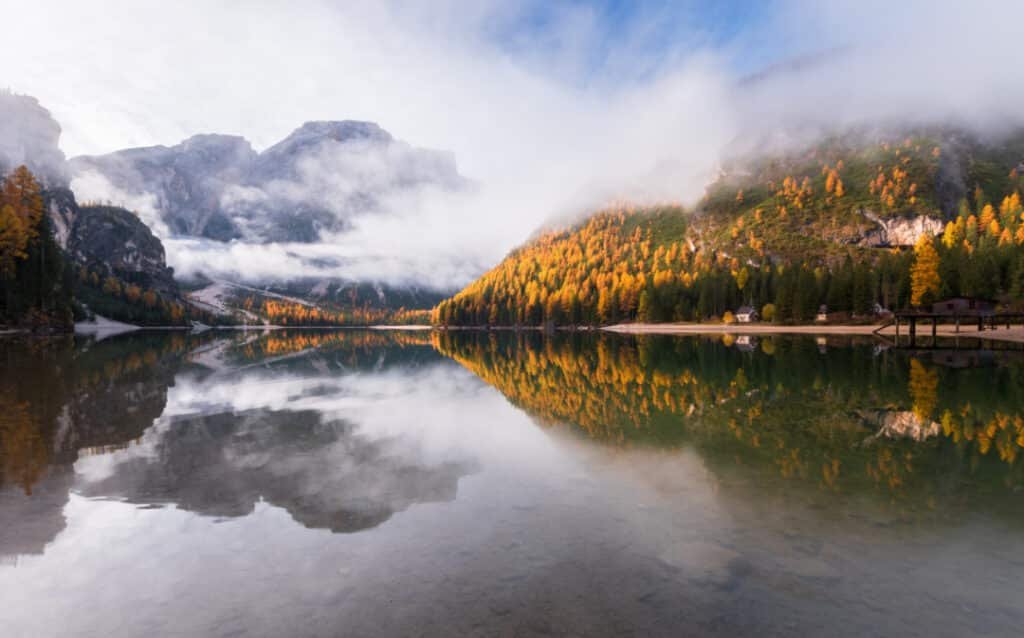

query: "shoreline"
left=8, top=320, right=1024, bottom=345
left=603, top=322, right=1024, bottom=344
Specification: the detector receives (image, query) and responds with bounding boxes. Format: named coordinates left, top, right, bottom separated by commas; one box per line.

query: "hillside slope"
left=435, top=127, right=1024, bottom=326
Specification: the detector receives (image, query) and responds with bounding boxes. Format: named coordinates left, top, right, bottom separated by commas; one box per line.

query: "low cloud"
left=71, top=170, right=170, bottom=237
left=6, top=1, right=1024, bottom=288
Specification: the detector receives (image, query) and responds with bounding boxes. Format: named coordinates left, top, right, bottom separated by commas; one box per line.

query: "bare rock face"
left=0, top=92, right=68, bottom=187
left=71, top=134, right=257, bottom=241
left=44, top=187, right=78, bottom=251
left=858, top=210, right=945, bottom=247
left=69, top=204, right=178, bottom=298
left=69, top=121, right=467, bottom=244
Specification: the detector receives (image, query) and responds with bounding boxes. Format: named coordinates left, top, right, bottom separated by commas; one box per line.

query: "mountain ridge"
left=69, top=118, right=466, bottom=244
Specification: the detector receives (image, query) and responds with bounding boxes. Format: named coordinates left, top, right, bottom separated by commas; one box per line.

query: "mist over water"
left=1, top=330, right=1023, bottom=636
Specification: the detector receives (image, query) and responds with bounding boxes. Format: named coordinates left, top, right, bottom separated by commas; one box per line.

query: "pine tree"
left=826, top=256, right=853, bottom=312
left=774, top=267, right=795, bottom=323
left=1009, top=255, right=1024, bottom=301
left=852, top=262, right=873, bottom=316
left=795, top=266, right=819, bottom=322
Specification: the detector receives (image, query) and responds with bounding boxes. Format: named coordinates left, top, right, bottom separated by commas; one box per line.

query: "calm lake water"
left=1, top=329, right=1023, bottom=637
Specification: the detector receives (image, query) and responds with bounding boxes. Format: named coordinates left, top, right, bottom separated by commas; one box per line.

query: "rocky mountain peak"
left=250, top=120, right=394, bottom=182
left=271, top=120, right=392, bottom=151
left=178, top=133, right=256, bottom=161
left=68, top=118, right=465, bottom=246
left=0, top=91, right=68, bottom=186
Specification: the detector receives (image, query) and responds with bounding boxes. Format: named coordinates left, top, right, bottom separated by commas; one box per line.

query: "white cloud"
left=70, top=170, right=170, bottom=237
left=3, top=0, right=1023, bottom=288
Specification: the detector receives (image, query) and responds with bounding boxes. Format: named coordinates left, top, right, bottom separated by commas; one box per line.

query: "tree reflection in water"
left=2, top=328, right=1024, bottom=561
left=434, top=330, right=1024, bottom=517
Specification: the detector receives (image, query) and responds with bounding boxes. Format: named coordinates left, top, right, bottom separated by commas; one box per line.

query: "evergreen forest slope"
left=435, top=127, right=1024, bottom=326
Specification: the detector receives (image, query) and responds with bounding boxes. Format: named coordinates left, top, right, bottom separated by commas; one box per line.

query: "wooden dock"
left=892, top=311, right=1024, bottom=347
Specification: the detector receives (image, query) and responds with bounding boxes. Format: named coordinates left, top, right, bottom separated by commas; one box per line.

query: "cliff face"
left=44, top=187, right=78, bottom=251
left=69, top=204, right=179, bottom=299
left=43, top=188, right=182, bottom=302
left=857, top=211, right=946, bottom=248
left=0, top=92, right=68, bottom=187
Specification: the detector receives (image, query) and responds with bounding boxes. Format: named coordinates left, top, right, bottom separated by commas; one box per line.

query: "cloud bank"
left=4, top=0, right=1024, bottom=287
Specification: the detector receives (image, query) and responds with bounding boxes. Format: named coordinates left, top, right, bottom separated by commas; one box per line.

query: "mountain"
left=0, top=92, right=454, bottom=328
left=69, top=118, right=466, bottom=320
left=70, top=120, right=467, bottom=244
left=0, top=93, right=193, bottom=329
left=435, top=126, right=1024, bottom=326
left=0, top=91, right=68, bottom=186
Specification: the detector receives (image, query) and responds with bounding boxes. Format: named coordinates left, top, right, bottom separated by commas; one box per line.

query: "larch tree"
left=0, top=204, right=27, bottom=279
left=910, top=234, right=942, bottom=307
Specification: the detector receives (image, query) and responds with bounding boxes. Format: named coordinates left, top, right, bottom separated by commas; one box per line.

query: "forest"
left=240, top=297, right=431, bottom=326
left=434, top=133, right=1024, bottom=327
left=0, top=166, right=73, bottom=330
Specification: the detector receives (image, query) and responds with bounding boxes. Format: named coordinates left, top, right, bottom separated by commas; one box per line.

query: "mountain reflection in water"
left=1, top=329, right=1024, bottom=637
left=1, top=330, right=471, bottom=555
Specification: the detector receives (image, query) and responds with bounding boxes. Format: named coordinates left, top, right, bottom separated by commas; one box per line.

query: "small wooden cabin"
left=735, top=306, right=758, bottom=323
left=931, top=297, right=997, bottom=315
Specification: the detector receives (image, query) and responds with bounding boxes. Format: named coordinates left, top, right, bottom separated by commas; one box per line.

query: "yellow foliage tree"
left=941, top=221, right=962, bottom=249
left=979, top=203, right=996, bottom=229
left=910, top=234, right=941, bottom=307
left=0, top=166, right=44, bottom=280
left=0, top=204, right=27, bottom=279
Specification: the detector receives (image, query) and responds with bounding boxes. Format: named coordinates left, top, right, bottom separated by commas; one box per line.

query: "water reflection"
left=4, top=328, right=1024, bottom=538
left=435, top=331, right=1024, bottom=518
left=79, top=409, right=468, bottom=533
left=1, top=329, right=1023, bottom=636
left=0, top=330, right=472, bottom=556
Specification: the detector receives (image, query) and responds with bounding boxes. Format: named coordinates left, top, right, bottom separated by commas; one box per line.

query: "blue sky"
left=487, top=0, right=813, bottom=84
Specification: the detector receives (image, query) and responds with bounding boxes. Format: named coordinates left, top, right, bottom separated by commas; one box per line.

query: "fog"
left=4, top=0, right=1023, bottom=287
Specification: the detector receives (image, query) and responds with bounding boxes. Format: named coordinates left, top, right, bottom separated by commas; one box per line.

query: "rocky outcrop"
left=69, top=204, right=178, bottom=298
left=857, top=210, right=945, bottom=247
left=0, top=92, right=68, bottom=187
left=69, top=120, right=467, bottom=244
left=42, top=185, right=178, bottom=298
left=44, top=187, right=79, bottom=251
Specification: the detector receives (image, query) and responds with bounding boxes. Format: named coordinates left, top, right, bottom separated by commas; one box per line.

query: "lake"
left=1, top=329, right=1023, bottom=637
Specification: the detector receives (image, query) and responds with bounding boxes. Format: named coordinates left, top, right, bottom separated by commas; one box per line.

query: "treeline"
left=245, top=297, right=431, bottom=326
left=235, top=329, right=434, bottom=361
left=434, top=194, right=1024, bottom=326
left=73, top=266, right=192, bottom=325
left=0, top=166, right=73, bottom=330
